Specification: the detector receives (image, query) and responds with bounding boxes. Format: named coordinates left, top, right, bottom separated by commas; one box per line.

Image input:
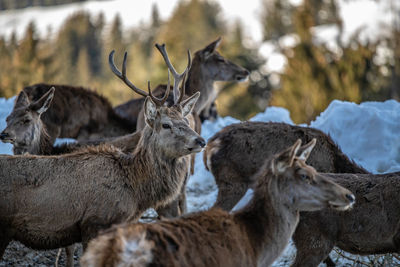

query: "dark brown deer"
left=0, top=86, right=141, bottom=156
left=114, top=37, right=249, bottom=126
left=292, top=171, right=400, bottom=266
left=204, top=121, right=367, bottom=211
left=80, top=139, right=355, bottom=267
left=14, top=83, right=136, bottom=143
left=0, top=49, right=205, bottom=265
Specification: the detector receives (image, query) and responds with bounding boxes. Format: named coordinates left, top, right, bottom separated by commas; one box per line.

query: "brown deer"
left=80, top=139, right=355, bottom=267
left=204, top=121, right=367, bottom=211
left=203, top=121, right=369, bottom=266
left=0, top=49, right=205, bottom=265
left=14, top=83, right=136, bottom=143
left=292, top=171, right=400, bottom=266
left=0, top=86, right=141, bottom=156
left=114, top=37, right=249, bottom=126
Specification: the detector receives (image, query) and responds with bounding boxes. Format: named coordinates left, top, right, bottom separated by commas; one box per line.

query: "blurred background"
left=0, top=0, right=398, bottom=123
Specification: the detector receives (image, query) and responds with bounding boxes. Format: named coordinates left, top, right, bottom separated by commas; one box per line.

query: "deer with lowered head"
left=80, top=139, right=355, bottom=267
left=292, top=170, right=400, bottom=266
left=114, top=37, right=250, bottom=127
left=0, top=46, right=205, bottom=264
left=204, top=121, right=367, bottom=211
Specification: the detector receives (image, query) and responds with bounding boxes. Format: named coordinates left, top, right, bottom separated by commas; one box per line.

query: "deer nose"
left=195, top=137, right=206, bottom=148
left=0, top=131, right=9, bottom=140
left=345, top=193, right=355, bottom=203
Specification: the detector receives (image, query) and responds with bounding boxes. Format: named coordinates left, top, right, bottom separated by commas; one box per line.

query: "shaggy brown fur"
left=0, top=94, right=204, bottom=264
left=81, top=140, right=354, bottom=267
left=204, top=121, right=367, bottom=211
left=21, top=83, right=136, bottom=142
left=292, top=171, right=400, bottom=266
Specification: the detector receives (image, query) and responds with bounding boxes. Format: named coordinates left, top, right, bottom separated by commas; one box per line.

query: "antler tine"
left=177, top=70, right=187, bottom=104
left=155, top=44, right=192, bottom=105
left=146, top=70, right=171, bottom=106
left=108, top=50, right=148, bottom=97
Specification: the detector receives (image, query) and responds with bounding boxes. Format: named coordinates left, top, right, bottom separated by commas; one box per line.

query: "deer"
left=0, top=46, right=205, bottom=265
left=14, top=83, right=136, bottom=143
left=203, top=121, right=369, bottom=266
left=204, top=121, right=368, bottom=211
left=292, top=171, right=400, bottom=266
left=80, top=139, right=355, bottom=267
left=114, top=37, right=250, bottom=127
left=0, top=86, right=141, bottom=156
left=109, top=43, right=199, bottom=218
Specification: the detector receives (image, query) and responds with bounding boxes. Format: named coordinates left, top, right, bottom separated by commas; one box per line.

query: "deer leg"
left=213, top=181, right=249, bottom=211
left=65, top=245, right=75, bottom=267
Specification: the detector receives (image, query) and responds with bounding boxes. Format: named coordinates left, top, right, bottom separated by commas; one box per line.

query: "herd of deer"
left=0, top=37, right=398, bottom=267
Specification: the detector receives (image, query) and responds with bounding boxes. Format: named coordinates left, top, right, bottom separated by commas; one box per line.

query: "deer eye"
left=300, top=174, right=310, bottom=181
left=217, top=58, right=225, bottom=63
left=22, top=118, right=31, bottom=124
left=162, top=124, right=171, bottom=129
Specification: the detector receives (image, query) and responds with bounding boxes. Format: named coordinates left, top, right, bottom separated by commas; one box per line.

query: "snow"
left=1, top=97, right=399, bottom=266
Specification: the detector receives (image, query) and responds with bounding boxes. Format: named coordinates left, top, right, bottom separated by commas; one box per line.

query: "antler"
left=147, top=70, right=171, bottom=106
left=109, top=50, right=148, bottom=97
left=109, top=50, right=172, bottom=106
left=155, top=43, right=191, bottom=105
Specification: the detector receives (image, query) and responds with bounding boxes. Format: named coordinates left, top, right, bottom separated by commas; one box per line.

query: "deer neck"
left=185, top=61, right=214, bottom=114
left=127, top=127, right=188, bottom=215
left=234, top=173, right=299, bottom=266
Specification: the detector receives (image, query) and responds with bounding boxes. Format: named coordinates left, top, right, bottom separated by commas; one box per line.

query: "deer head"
left=195, top=37, right=249, bottom=82
left=268, top=139, right=355, bottom=212
left=109, top=44, right=205, bottom=158
left=0, top=87, right=54, bottom=154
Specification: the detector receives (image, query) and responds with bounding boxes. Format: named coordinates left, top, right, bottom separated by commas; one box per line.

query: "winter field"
left=1, top=96, right=400, bottom=266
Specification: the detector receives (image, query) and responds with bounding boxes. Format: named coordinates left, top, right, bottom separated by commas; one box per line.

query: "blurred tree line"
left=0, top=0, right=92, bottom=10
left=263, top=0, right=399, bottom=122
left=0, top=0, right=398, bottom=122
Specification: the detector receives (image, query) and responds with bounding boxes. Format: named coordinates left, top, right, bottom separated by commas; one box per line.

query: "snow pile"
left=310, top=100, right=400, bottom=174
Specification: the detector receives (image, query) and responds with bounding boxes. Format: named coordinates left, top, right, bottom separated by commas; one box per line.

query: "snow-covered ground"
left=1, top=97, right=399, bottom=266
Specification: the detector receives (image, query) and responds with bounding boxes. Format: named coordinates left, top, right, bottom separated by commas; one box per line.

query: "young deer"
left=204, top=121, right=367, bottom=211
left=12, top=83, right=136, bottom=143
left=0, top=48, right=205, bottom=264
left=80, top=139, right=355, bottom=267
left=292, top=171, right=400, bottom=266
left=114, top=37, right=249, bottom=125
left=0, top=87, right=141, bottom=156
left=204, top=121, right=368, bottom=266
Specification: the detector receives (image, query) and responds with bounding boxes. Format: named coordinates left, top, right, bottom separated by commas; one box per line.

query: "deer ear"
left=144, top=96, right=157, bottom=127
left=273, top=139, right=301, bottom=174
left=297, top=138, right=316, bottom=161
left=14, top=90, right=30, bottom=108
left=180, top=92, right=200, bottom=117
left=29, top=87, right=55, bottom=115
left=200, top=37, right=221, bottom=59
